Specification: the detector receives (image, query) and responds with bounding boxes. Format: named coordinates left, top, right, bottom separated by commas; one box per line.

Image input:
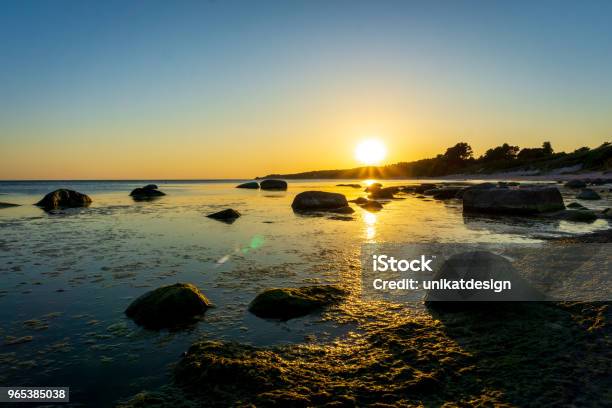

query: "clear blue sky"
left=1, top=0, right=611, bottom=179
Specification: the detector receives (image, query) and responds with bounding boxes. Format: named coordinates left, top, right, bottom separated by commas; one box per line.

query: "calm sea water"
left=0, top=179, right=609, bottom=406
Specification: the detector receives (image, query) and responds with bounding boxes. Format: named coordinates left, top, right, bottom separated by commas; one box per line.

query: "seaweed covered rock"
left=576, top=189, right=601, bottom=200
left=291, top=191, right=352, bottom=213
left=249, top=285, right=346, bottom=320
left=130, top=184, right=166, bottom=200
left=463, top=187, right=564, bottom=214
left=236, top=181, right=259, bottom=189
left=125, top=283, right=211, bottom=329
left=36, top=189, right=92, bottom=210
left=207, top=208, right=241, bottom=222
left=260, top=179, right=287, bottom=190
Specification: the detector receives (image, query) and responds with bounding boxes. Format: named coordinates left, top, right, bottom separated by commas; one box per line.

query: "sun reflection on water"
left=363, top=211, right=377, bottom=241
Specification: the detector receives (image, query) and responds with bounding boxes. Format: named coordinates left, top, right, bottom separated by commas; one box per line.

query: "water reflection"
left=363, top=211, right=377, bottom=241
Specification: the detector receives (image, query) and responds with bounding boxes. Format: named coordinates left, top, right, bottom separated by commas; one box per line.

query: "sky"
left=1, top=0, right=611, bottom=179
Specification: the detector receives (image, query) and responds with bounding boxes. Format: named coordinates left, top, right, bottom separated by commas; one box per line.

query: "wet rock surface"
left=35, top=189, right=92, bottom=210
left=236, top=182, right=259, bottom=189
left=260, top=179, right=287, bottom=190
left=125, top=283, right=212, bottom=329
left=292, top=191, right=352, bottom=213
left=129, top=185, right=166, bottom=200
left=206, top=208, right=241, bottom=222
left=463, top=187, right=564, bottom=214
left=248, top=285, right=347, bottom=320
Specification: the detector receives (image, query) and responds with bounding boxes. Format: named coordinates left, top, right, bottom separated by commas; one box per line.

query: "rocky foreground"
left=117, top=232, right=611, bottom=408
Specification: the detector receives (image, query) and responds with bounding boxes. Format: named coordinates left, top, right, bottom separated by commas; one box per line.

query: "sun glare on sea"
left=355, top=139, right=387, bottom=165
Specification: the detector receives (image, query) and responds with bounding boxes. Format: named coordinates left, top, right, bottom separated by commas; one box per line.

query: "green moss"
left=125, top=283, right=212, bottom=329
left=248, top=285, right=347, bottom=320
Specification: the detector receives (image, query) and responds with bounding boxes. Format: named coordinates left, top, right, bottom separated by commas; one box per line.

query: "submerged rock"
left=36, top=189, right=92, bottom=210
left=576, top=189, right=601, bottom=200
left=248, top=285, right=346, bottom=320
left=0, top=202, right=20, bottom=209
left=364, top=183, right=383, bottom=192
left=336, top=183, right=361, bottom=188
left=463, top=187, right=564, bottom=214
left=236, top=181, right=259, bottom=189
left=565, top=180, right=587, bottom=189
left=350, top=197, right=369, bottom=205
left=125, top=283, right=212, bottom=329
left=130, top=184, right=166, bottom=200
left=207, top=208, right=241, bottom=222
left=292, top=191, right=352, bottom=213
left=260, top=179, right=287, bottom=190
left=414, top=183, right=437, bottom=194
left=567, top=202, right=586, bottom=209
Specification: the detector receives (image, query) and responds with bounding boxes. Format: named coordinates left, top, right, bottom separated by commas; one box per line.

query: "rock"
left=0, top=202, right=20, bottom=209
left=414, top=183, right=437, bottom=194
left=425, top=251, right=544, bottom=306
left=248, top=285, right=346, bottom=320
left=432, top=187, right=463, bottom=200
left=601, top=208, right=612, bottom=219
left=463, top=187, right=564, bottom=214
left=359, top=200, right=383, bottom=211
left=565, top=180, right=587, bottom=189
left=292, top=191, right=351, bottom=213
left=130, top=185, right=166, bottom=200
left=563, top=210, right=598, bottom=223
left=455, top=182, right=496, bottom=199
left=567, top=202, right=586, bottom=209
left=207, top=208, right=241, bottom=222
left=350, top=197, right=369, bottom=205
left=236, top=182, right=259, bottom=189
left=336, top=183, right=361, bottom=188
left=576, top=189, right=601, bottom=200
left=260, top=179, right=287, bottom=190
left=125, top=283, right=211, bottom=329
left=364, top=183, right=383, bottom=192
left=327, top=206, right=355, bottom=214
left=36, top=189, right=92, bottom=210
left=369, top=187, right=398, bottom=199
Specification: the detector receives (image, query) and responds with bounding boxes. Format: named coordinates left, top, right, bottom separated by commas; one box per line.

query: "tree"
left=444, top=142, right=473, bottom=164
left=542, top=141, right=553, bottom=155
left=481, top=143, right=519, bottom=162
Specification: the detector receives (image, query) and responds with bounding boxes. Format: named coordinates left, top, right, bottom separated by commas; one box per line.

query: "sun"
left=355, top=139, right=387, bottom=165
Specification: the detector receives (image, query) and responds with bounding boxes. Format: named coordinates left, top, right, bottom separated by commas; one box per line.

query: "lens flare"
left=355, top=139, right=387, bottom=165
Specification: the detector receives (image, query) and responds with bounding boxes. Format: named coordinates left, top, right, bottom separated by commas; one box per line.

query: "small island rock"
left=36, top=189, right=92, bottom=210
left=260, top=179, right=287, bottom=190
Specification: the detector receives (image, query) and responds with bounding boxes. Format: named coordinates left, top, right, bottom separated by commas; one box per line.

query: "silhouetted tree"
left=542, top=141, right=553, bottom=155
left=481, top=143, right=519, bottom=162
left=444, top=142, right=473, bottom=164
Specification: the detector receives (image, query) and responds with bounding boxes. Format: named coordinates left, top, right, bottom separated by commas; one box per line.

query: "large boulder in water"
left=463, top=187, right=564, bottom=214
left=369, top=186, right=398, bottom=199
left=130, top=184, right=166, bottom=200
left=577, top=188, right=601, bottom=200
left=207, top=208, right=241, bottom=223
left=432, top=187, right=464, bottom=200
left=249, top=285, right=346, bottom=320
left=36, top=189, right=92, bottom=210
left=125, top=283, right=211, bottom=329
left=292, top=191, right=352, bottom=213
left=260, top=179, right=287, bottom=190
left=236, top=181, right=259, bottom=189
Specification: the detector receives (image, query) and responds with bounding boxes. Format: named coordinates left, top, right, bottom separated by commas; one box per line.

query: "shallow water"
left=0, top=179, right=610, bottom=406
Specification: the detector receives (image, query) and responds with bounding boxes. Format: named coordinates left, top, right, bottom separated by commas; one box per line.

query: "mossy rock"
left=564, top=210, right=598, bottom=223
left=248, top=285, right=346, bottom=320
left=125, top=283, right=211, bottom=329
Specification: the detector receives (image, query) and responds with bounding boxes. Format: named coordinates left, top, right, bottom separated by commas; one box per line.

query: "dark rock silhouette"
left=130, top=184, right=166, bottom=200
left=0, top=202, right=20, bottom=209
left=207, top=208, right=241, bottom=223
left=260, top=179, right=287, bottom=190
left=125, top=283, right=211, bottom=329
left=577, top=188, right=601, bottom=200
left=565, top=180, right=587, bottom=189
left=36, top=189, right=92, bottom=210
left=463, top=187, right=564, bottom=214
left=236, top=182, right=259, bottom=189
left=292, top=191, right=352, bottom=213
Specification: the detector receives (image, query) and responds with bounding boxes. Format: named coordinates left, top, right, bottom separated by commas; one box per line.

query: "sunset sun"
left=355, top=139, right=387, bottom=165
